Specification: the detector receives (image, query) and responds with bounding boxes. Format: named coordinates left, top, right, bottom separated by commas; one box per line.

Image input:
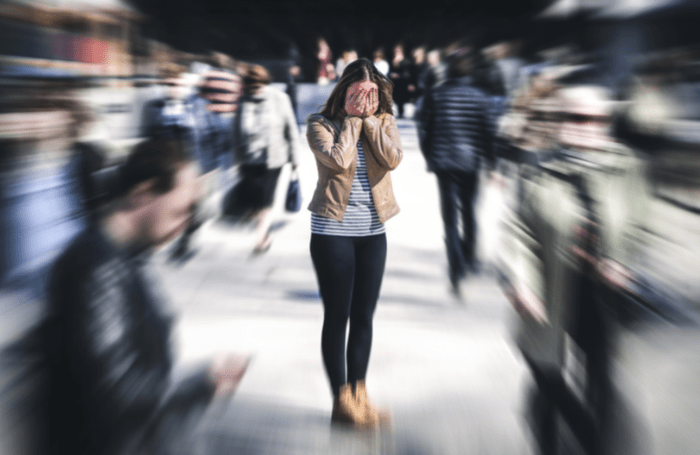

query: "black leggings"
left=310, top=233, right=387, bottom=396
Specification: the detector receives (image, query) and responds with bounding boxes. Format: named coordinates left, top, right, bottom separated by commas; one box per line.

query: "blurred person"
left=409, top=46, right=427, bottom=102
left=414, top=49, right=446, bottom=117
left=416, top=51, right=496, bottom=299
left=200, top=52, right=242, bottom=117
left=34, top=137, right=249, bottom=455
left=141, top=63, right=229, bottom=263
left=285, top=43, right=304, bottom=124
left=372, top=48, right=389, bottom=76
left=306, top=59, right=402, bottom=428
left=500, top=83, right=651, bottom=455
left=200, top=52, right=243, bottom=186
left=336, top=50, right=358, bottom=80
left=422, top=49, right=447, bottom=90
left=388, top=43, right=412, bottom=118
left=233, top=64, right=301, bottom=255
left=488, top=40, right=526, bottom=99
left=0, top=94, right=91, bottom=291
left=316, top=38, right=335, bottom=85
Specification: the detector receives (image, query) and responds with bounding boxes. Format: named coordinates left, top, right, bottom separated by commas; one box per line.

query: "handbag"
left=285, top=168, right=302, bottom=213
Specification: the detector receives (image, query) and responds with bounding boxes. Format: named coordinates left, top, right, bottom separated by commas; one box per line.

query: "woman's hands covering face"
left=345, top=82, right=379, bottom=118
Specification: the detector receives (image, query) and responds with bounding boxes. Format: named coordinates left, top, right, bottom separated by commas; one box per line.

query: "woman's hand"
left=362, top=87, right=379, bottom=118
left=345, top=85, right=368, bottom=117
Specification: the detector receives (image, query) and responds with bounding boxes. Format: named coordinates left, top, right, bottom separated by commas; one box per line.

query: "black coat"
left=417, top=76, right=496, bottom=173
left=41, top=228, right=213, bottom=455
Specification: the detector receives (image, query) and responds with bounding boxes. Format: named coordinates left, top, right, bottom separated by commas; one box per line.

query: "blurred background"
left=1, top=0, right=700, bottom=454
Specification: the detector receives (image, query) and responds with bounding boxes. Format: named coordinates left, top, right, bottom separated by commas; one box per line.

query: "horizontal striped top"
left=311, top=141, right=385, bottom=237
left=200, top=70, right=241, bottom=113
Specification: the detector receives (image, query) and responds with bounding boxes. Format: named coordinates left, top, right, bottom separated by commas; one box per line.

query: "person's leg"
left=436, top=171, right=466, bottom=287
left=525, top=358, right=559, bottom=455
left=253, top=208, right=273, bottom=252
left=346, top=234, right=387, bottom=384
left=310, top=234, right=355, bottom=396
left=252, top=167, right=282, bottom=254
left=458, top=171, right=479, bottom=273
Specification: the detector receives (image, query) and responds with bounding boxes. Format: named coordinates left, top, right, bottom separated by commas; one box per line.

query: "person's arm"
left=361, top=115, right=403, bottom=170
left=416, top=88, right=434, bottom=163
left=306, top=115, right=362, bottom=172
left=281, top=93, right=301, bottom=167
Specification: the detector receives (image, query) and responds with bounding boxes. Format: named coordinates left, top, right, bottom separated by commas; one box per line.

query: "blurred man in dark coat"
left=41, top=137, right=248, bottom=455
left=417, top=51, right=495, bottom=298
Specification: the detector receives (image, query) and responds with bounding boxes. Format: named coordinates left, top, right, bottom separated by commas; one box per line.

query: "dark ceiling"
left=128, top=0, right=555, bottom=60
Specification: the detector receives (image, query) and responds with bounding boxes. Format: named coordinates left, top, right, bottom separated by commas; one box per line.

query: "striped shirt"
left=311, top=141, right=386, bottom=237
left=200, top=70, right=241, bottom=114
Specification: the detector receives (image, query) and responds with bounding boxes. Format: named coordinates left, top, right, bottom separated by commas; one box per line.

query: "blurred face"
left=427, top=50, right=440, bottom=67
left=413, top=48, right=425, bottom=64
left=141, top=163, right=200, bottom=248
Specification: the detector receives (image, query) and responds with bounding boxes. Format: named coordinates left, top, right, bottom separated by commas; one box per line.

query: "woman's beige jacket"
left=306, top=112, right=402, bottom=223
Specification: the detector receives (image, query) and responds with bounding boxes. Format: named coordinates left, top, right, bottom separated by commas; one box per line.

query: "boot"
left=354, top=380, right=392, bottom=427
left=331, top=384, right=375, bottom=428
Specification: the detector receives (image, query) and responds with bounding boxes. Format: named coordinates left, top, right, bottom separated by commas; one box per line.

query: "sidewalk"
left=153, top=119, right=532, bottom=455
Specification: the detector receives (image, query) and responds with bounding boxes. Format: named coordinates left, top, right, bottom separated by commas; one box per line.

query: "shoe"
left=354, top=380, right=392, bottom=427
left=249, top=236, right=272, bottom=258
left=331, top=384, right=376, bottom=428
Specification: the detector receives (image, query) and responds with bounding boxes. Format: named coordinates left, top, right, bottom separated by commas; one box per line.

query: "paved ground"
left=152, top=118, right=535, bottom=455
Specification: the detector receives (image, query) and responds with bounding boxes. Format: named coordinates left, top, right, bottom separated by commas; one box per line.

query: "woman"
left=233, top=64, right=301, bottom=254
left=306, top=59, right=403, bottom=428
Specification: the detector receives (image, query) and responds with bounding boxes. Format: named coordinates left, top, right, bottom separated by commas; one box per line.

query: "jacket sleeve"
left=306, top=115, right=363, bottom=172
left=361, top=115, right=403, bottom=170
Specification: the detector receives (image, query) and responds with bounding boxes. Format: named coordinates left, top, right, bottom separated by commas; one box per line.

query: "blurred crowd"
left=414, top=30, right=700, bottom=455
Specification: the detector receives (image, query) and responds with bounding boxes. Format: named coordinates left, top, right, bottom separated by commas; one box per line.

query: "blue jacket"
left=417, top=76, right=495, bottom=173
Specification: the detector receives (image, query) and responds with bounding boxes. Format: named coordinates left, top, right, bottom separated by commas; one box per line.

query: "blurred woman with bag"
left=306, top=59, right=403, bottom=428
left=233, top=64, right=301, bottom=254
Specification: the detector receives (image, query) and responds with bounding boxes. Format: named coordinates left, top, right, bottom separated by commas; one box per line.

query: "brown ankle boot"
left=354, top=380, right=392, bottom=427
left=332, top=384, right=377, bottom=428
left=331, top=384, right=363, bottom=425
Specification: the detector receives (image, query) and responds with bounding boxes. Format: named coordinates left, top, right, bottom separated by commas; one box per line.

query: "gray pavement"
left=153, top=119, right=535, bottom=454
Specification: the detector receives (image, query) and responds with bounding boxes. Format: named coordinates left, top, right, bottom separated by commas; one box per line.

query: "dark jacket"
left=42, top=228, right=214, bottom=455
left=417, top=76, right=495, bottom=173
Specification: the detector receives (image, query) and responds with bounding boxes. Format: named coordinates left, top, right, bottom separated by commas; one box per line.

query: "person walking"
left=233, top=64, right=301, bottom=255
left=39, top=137, right=249, bottom=455
left=306, top=59, right=402, bottom=428
left=416, top=51, right=496, bottom=299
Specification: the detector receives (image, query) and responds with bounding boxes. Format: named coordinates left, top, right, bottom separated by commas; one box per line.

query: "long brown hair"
left=319, top=59, right=394, bottom=119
